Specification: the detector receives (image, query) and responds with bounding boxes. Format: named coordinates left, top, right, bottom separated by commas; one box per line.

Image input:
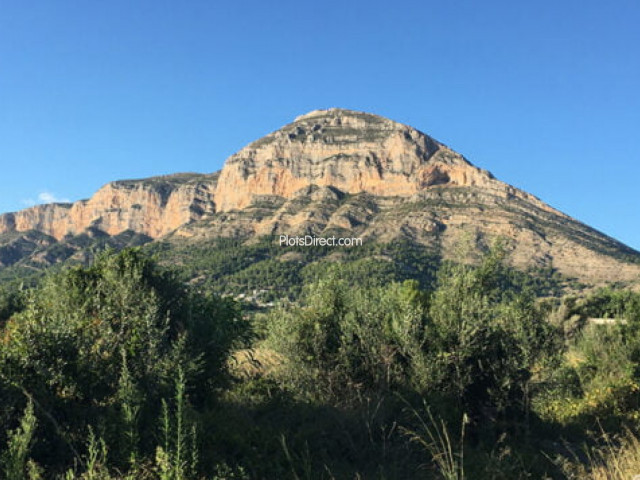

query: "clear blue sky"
left=1, top=1, right=639, bottom=249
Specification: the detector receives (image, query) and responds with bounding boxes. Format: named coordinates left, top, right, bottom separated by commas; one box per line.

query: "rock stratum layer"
left=0, top=173, right=219, bottom=241
left=1, top=108, right=639, bottom=285
left=215, top=109, right=552, bottom=213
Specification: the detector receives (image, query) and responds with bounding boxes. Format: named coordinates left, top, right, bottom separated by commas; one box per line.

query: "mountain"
left=1, top=108, right=639, bottom=291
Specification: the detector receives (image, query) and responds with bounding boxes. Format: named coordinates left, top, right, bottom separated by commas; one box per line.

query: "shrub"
left=265, top=272, right=429, bottom=403
left=266, top=247, right=562, bottom=434
left=425, top=250, right=562, bottom=432
left=0, top=248, right=242, bottom=473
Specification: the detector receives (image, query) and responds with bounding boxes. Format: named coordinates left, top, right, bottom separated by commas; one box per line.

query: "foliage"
left=536, top=287, right=640, bottom=429
left=0, top=282, right=24, bottom=325
left=149, top=237, right=472, bottom=301
left=265, top=273, right=429, bottom=403
left=576, top=287, right=640, bottom=320
left=425, top=249, right=563, bottom=433
left=0, top=248, right=242, bottom=476
left=2, top=244, right=640, bottom=478
left=1, top=401, right=38, bottom=480
left=266, top=247, right=562, bottom=437
left=155, top=368, right=198, bottom=480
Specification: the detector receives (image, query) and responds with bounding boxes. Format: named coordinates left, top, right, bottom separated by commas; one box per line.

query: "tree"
left=426, top=248, right=561, bottom=438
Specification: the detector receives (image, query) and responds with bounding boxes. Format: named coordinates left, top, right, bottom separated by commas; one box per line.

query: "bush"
left=265, top=270, right=429, bottom=405
left=0, top=248, right=242, bottom=474
left=0, top=283, right=23, bottom=325
left=425, top=251, right=562, bottom=430
left=266, top=248, right=562, bottom=437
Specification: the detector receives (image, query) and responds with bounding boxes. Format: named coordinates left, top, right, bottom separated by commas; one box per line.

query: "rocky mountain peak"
left=1, top=109, right=639, bottom=286
left=214, top=109, right=496, bottom=211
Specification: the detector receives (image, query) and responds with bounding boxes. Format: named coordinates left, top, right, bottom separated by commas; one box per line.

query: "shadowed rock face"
left=1, top=108, right=639, bottom=285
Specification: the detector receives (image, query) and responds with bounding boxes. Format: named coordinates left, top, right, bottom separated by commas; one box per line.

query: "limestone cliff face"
left=0, top=204, right=74, bottom=240
left=214, top=109, right=557, bottom=216
left=0, top=173, right=218, bottom=241
left=0, top=108, right=558, bottom=241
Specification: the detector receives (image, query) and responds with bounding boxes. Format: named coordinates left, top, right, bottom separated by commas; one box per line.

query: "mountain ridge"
left=1, top=108, right=638, bottom=287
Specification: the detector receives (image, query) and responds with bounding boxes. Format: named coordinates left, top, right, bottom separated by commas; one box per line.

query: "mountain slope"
left=1, top=108, right=638, bottom=288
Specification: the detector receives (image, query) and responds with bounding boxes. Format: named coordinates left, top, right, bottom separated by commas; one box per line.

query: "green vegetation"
left=112, top=172, right=219, bottom=189
left=146, top=236, right=568, bottom=304
left=0, top=229, right=153, bottom=286
left=145, top=237, right=444, bottom=301
left=0, top=249, right=243, bottom=478
left=2, top=246, right=640, bottom=478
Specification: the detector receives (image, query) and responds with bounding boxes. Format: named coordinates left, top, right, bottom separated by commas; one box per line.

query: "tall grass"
left=400, top=403, right=466, bottom=480
left=155, top=368, right=198, bottom=480
left=1, top=401, right=37, bottom=480
left=588, top=429, right=640, bottom=479
left=553, top=424, right=640, bottom=480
